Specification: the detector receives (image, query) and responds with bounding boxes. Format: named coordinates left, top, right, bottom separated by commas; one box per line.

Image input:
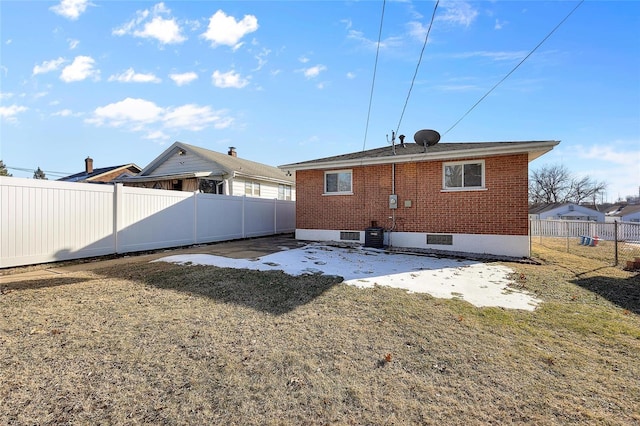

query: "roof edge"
left=279, top=140, right=560, bottom=171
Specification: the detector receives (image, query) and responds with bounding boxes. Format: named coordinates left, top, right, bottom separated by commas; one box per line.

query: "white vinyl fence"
left=0, top=177, right=295, bottom=268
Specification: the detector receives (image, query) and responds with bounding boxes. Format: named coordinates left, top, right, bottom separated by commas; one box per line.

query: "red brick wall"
left=295, top=153, right=529, bottom=236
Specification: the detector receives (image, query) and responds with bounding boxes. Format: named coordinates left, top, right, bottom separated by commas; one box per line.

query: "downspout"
left=389, top=163, right=396, bottom=248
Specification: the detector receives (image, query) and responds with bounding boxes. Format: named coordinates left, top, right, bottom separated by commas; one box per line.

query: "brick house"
left=58, top=157, right=141, bottom=183
left=279, top=140, right=559, bottom=257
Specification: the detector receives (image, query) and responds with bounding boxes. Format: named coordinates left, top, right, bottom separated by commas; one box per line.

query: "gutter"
left=279, top=141, right=559, bottom=172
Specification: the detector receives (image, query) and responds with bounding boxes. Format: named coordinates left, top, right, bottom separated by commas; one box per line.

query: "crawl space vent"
left=340, top=231, right=361, bottom=241
left=427, top=234, right=453, bottom=245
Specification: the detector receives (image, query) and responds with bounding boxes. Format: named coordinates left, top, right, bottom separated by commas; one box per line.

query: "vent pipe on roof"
left=85, top=156, right=93, bottom=174
left=228, top=147, right=237, bottom=157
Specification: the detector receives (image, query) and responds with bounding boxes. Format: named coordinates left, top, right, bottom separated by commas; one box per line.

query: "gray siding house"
left=122, top=141, right=295, bottom=200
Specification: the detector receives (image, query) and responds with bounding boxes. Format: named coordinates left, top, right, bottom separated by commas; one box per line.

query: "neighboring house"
left=279, top=139, right=559, bottom=258
left=528, top=203, right=604, bottom=222
left=58, top=157, right=142, bottom=184
left=122, top=141, right=295, bottom=200
left=605, top=204, right=640, bottom=223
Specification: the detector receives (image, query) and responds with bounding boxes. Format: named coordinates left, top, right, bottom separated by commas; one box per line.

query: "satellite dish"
left=414, top=129, right=441, bottom=146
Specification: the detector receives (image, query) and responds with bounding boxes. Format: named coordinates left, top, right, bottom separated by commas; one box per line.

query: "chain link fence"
left=529, top=219, right=640, bottom=268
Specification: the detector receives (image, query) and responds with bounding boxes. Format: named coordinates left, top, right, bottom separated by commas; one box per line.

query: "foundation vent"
left=426, top=234, right=453, bottom=245
left=340, top=231, right=361, bottom=241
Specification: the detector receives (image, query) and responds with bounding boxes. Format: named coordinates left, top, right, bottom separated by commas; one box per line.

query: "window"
left=171, top=179, right=183, bottom=191
left=200, top=179, right=224, bottom=194
left=325, top=170, right=352, bottom=194
left=443, top=160, right=484, bottom=190
left=278, top=184, right=292, bottom=200
left=245, top=181, right=261, bottom=196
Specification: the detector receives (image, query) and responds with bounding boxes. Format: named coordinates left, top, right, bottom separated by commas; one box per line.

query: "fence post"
left=274, top=198, right=278, bottom=234
left=565, top=220, right=569, bottom=253
left=614, top=221, right=618, bottom=266
left=114, top=183, right=123, bottom=253
left=193, top=191, right=198, bottom=244
left=529, top=219, right=532, bottom=257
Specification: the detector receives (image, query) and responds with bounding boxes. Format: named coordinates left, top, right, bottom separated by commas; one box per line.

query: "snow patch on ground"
left=154, top=244, right=540, bottom=311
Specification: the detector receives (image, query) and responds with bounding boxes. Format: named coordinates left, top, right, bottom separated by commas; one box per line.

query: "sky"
left=0, top=0, right=638, bottom=202
left=155, top=243, right=541, bottom=311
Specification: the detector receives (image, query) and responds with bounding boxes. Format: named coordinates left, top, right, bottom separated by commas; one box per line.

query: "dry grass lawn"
left=1, top=244, right=639, bottom=425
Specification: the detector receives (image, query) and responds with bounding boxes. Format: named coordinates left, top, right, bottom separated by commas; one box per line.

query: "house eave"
left=121, top=171, right=216, bottom=182
left=233, top=170, right=294, bottom=185
left=279, top=141, right=559, bottom=172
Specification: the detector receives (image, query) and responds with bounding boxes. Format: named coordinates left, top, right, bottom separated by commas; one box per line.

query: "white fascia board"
left=280, top=141, right=559, bottom=171
left=233, top=171, right=295, bottom=185
left=123, top=171, right=214, bottom=182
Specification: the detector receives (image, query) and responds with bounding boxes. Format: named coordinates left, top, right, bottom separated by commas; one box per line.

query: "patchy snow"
left=154, top=244, right=540, bottom=311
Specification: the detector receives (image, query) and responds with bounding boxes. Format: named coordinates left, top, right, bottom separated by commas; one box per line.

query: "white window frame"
left=278, top=184, right=292, bottom=200
left=324, top=169, right=353, bottom=195
left=442, top=160, right=485, bottom=191
left=244, top=180, right=261, bottom=196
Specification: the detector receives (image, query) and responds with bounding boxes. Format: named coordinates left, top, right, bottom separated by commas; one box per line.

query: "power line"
left=362, top=0, right=387, bottom=152
left=443, top=0, right=585, bottom=137
left=395, top=0, right=439, bottom=136
left=6, top=165, right=72, bottom=177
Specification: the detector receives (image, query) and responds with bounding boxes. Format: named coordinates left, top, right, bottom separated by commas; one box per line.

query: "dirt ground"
left=1, top=237, right=639, bottom=425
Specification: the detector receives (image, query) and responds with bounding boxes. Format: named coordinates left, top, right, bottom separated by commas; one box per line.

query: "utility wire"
left=443, top=0, right=584, bottom=136
left=395, top=0, right=439, bottom=136
left=362, top=0, right=387, bottom=151
left=6, top=165, right=72, bottom=177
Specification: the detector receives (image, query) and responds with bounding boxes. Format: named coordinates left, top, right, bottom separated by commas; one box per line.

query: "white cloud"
left=52, top=109, right=74, bottom=117
left=437, top=1, right=478, bottom=27
left=0, top=105, right=28, bottom=122
left=87, top=98, right=163, bottom=127
left=169, top=72, right=198, bottom=86
left=33, top=57, right=66, bottom=75
left=494, top=19, right=507, bottom=30
left=253, top=48, right=271, bottom=71
left=164, top=104, right=231, bottom=131
left=451, top=51, right=527, bottom=61
left=298, top=56, right=310, bottom=64
left=68, top=38, right=80, bottom=49
left=212, top=70, right=249, bottom=88
left=435, top=84, right=479, bottom=92
left=302, top=65, right=327, bottom=79
left=50, top=0, right=91, bottom=20
left=113, top=2, right=185, bottom=45
left=86, top=97, right=234, bottom=133
left=407, top=21, right=429, bottom=42
left=201, top=10, right=258, bottom=48
left=135, top=16, right=185, bottom=44
left=143, top=130, right=170, bottom=141
left=346, top=72, right=356, bottom=79
left=108, top=68, right=161, bottom=83
left=347, top=29, right=402, bottom=50
left=60, top=56, right=99, bottom=82
left=578, top=144, right=640, bottom=167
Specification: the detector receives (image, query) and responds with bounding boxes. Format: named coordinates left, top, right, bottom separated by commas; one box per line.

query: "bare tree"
left=567, top=175, right=607, bottom=204
left=529, top=164, right=571, bottom=204
left=529, top=164, right=607, bottom=205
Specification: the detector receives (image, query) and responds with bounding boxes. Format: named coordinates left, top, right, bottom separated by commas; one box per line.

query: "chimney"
left=228, top=147, right=237, bottom=157
left=85, top=156, right=93, bottom=174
